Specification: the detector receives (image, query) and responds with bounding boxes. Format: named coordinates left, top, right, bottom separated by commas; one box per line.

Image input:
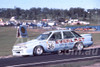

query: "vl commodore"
left=12, top=30, right=93, bottom=57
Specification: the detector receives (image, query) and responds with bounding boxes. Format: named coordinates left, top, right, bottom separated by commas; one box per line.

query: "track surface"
left=0, top=48, right=100, bottom=67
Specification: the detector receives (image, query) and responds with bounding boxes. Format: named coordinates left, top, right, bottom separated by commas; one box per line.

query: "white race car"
left=12, top=30, right=93, bottom=56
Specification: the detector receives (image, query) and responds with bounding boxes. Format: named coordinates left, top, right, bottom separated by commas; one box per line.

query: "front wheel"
left=33, top=46, right=44, bottom=56
left=74, top=43, right=84, bottom=51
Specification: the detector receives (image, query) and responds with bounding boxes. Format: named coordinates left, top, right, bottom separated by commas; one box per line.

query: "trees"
left=69, top=8, right=86, bottom=19
left=0, top=7, right=100, bottom=21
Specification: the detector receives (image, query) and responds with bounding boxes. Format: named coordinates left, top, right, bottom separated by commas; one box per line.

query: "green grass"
left=0, top=27, right=16, bottom=56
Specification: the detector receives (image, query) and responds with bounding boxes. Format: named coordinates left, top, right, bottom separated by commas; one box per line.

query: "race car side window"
left=71, top=31, right=81, bottom=37
left=50, top=32, right=62, bottom=40
left=63, top=31, right=74, bottom=39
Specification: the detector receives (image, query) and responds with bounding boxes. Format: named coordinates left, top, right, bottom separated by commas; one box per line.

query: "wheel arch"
left=74, top=42, right=84, bottom=48
left=33, top=45, right=45, bottom=54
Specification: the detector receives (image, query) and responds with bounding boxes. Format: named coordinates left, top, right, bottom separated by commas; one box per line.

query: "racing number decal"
left=47, top=41, right=55, bottom=50
left=47, top=43, right=54, bottom=50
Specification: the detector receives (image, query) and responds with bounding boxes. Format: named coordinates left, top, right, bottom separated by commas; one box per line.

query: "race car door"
left=63, top=31, right=75, bottom=49
left=47, top=32, right=63, bottom=51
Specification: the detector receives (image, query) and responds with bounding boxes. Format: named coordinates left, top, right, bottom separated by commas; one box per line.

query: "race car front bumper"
left=12, top=46, right=33, bottom=56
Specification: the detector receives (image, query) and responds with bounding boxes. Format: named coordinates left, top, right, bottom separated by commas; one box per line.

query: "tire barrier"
left=16, top=25, right=28, bottom=38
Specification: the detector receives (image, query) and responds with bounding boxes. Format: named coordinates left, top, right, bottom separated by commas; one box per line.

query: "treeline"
left=0, top=7, right=100, bottom=20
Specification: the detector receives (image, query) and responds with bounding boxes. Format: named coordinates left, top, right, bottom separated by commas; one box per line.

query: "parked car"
left=29, top=23, right=37, bottom=29
left=0, top=22, right=5, bottom=26
left=12, top=30, right=93, bottom=56
left=5, top=21, right=16, bottom=26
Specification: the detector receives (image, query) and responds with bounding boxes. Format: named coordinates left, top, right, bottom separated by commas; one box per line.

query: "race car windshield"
left=37, top=32, right=51, bottom=40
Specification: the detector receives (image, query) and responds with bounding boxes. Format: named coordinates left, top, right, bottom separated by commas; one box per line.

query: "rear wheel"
left=74, top=43, right=84, bottom=51
left=33, top=46, right=44, bottom=56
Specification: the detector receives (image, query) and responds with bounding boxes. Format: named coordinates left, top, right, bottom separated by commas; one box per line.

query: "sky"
left=0, top=0, right=100, bottom=10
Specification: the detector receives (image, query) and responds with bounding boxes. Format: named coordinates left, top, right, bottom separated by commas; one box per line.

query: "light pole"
left=87, top=11, right=91, bottom=23
left=88, top=12, right=90, bottom=20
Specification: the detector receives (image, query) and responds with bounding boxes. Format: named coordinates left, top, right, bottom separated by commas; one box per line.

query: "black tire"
left=33, top=46, right=44, bottom=56
left=74, top=42, right=84, bottom=51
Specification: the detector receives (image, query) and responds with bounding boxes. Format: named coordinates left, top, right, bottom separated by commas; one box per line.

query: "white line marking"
left=6, top=55, right=100, bottom=67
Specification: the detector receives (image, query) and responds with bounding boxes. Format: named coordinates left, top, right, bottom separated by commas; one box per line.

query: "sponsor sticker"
left=55, top=38, right=84, bottom=44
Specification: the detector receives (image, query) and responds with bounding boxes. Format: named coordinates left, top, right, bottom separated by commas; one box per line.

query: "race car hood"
left=16, top=39, right=46, bottom=46
left=25, top=39, right=45, bottom=45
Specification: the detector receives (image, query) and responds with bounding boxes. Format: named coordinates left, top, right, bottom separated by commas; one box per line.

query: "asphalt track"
left=0, top=48, right=100, bottom=67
